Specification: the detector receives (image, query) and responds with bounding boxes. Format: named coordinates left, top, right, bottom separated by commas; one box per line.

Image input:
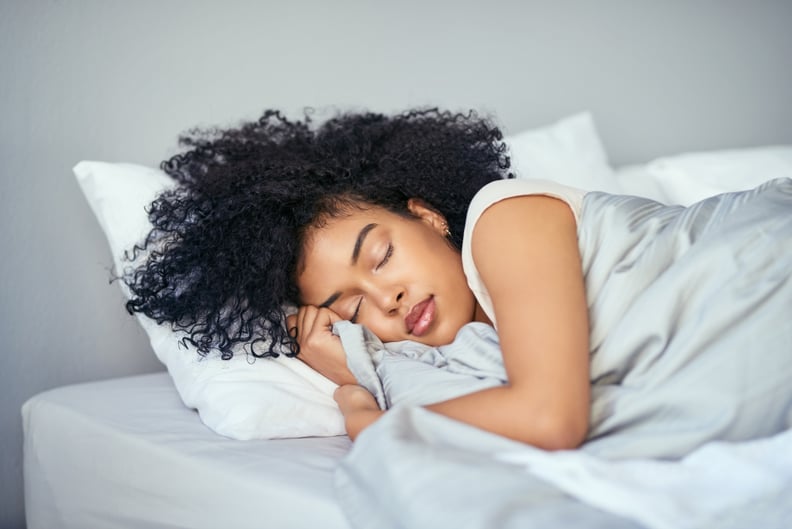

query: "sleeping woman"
left=124, top=108, right=792, bottom=456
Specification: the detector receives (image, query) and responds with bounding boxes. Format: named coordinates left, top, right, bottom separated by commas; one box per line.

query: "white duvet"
left=335, top=179, right=792, bottom=529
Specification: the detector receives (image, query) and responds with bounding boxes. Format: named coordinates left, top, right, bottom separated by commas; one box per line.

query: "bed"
left=22, top=373, right=351, bottom=529
left=23, top=112, right=792, bottom=529
left=22, top=373, right=647, bottom=529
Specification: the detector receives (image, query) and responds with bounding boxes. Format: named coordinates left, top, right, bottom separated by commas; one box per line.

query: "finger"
left=291, top=307, right=316, bottom=355
left=316, top=307, right=344, bottom=337
left=284, top=313, right=300, bottom=355
left=309, top=306, right=342, bottom=337
left=285, top=314, right=298, bottom=337
left=299, top=306, right=320, bottom=340
left=320, top=306, right=344, bottom=325
left=295, top=305, right=314, bottom=336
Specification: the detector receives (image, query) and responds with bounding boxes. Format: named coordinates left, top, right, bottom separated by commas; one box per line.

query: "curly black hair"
left=123, top=108, right=513, bottom=359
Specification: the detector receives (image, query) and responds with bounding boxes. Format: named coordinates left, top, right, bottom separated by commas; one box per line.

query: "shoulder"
left=466, top=179, right=585, bottom=233
left=462, top=178, right=585, bottom=260
left=460, top=179, right=585, bottom=324
left=470, top=192, right=579, bottom=269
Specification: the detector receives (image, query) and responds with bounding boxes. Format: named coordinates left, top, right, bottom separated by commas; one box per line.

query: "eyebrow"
left=351, top=223, right=378, bottom=265
left=318, top=222, right=378, bottom=309
left=318, top=291, right=341, bottom=309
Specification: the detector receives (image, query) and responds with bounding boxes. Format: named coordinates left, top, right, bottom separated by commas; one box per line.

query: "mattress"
left=22, top=372, right=352, bottom=529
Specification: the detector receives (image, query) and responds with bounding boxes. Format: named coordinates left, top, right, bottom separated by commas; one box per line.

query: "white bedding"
left=22, top=373, right=352, bottom=529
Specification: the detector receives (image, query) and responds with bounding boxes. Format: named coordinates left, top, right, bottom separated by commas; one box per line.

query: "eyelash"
left=376, top=243, right=393, bottom=270
left=351, top=243, right=393, bottom=323
left=350, top=301, right=362, bottom=323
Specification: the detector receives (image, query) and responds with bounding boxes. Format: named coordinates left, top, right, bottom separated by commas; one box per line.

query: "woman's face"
left=296, top=200, right=477, bottom=346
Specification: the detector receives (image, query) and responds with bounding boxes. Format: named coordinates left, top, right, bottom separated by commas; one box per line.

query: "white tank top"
left=461, top=178, right=587, bottom=326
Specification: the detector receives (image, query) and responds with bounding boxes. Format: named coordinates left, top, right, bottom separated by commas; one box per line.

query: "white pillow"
left=646, top=146, right=792, bottom=206
left=504, top=112, right=622, bottom=194
left=74, top=161, right=345, bottom=440
left=612, top=163, right=673, bottom=204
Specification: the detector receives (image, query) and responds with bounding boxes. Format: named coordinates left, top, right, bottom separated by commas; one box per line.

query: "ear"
left=407, top=198, right=448, bottom=235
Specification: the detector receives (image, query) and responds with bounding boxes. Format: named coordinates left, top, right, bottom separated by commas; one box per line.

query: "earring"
left=443, top=223, right=451, bottom=238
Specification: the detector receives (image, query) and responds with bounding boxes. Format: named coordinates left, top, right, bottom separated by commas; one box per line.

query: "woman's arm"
left=303, top=194, right=590, bottom=447
left=333, top=385, right=384, bottom=439
left=425, top=194, right=590, bottom=450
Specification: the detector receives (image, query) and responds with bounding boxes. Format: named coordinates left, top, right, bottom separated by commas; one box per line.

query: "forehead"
left=298, top=206, right=406, bottom=272
left=304, top=206, right=393, bottom=249
left=296, top=207, right=399, bottom=301
left=303, top=207, right=386, bottom=243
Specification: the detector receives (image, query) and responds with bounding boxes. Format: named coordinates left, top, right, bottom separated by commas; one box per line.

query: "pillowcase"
left=612, top=163, right=673, bottom=204
left=74, top=161, right=345, bottom=439
left=504, top=112, right=623, bottom=194
left=646, top=146, right=792, bottom=206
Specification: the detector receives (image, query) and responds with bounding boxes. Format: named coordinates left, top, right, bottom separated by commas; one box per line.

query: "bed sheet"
left=22, top=372, right=352, bottom=529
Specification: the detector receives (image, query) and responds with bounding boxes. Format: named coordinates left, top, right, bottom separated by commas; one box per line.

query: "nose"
left=373, top=284, right=405, bottom=316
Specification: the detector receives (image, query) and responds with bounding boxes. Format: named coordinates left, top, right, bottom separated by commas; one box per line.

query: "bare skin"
left=288, top=195, right=590, bottom=450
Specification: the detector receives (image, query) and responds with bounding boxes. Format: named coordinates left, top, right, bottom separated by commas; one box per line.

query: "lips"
left=405, top=296, right=436, bottom=337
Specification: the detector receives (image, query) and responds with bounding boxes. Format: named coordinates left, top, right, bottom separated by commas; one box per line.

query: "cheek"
left=358, top=316, right=402, bottom=343
left=432, top=245, right=469, bottom=292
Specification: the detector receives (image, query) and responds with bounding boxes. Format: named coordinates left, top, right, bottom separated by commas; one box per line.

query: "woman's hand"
left=334, top=385, right=383, bottom=440
left=333, top=384, right=378, bottom=415
left=286, top=305, right=358, bottom=386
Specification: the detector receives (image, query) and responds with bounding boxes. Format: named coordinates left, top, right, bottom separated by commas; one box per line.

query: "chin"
left=424, top=327, right=459, bottom=347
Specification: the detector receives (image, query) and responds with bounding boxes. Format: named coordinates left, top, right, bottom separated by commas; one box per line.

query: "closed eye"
left=350, top=298, right=363, bottom=323
left=376, top=243, right=393, bottom=270
left=351, top=243, right=391, bottom=322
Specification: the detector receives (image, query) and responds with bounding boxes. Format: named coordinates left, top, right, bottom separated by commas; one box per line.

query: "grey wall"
left=1, top=1, right=791, bottom=527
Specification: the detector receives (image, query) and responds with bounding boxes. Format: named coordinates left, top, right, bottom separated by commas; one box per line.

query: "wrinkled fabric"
left=334, top=179, right=792, bottom=529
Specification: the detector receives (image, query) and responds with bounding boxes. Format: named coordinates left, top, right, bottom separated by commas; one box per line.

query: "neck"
left=473, top=302, right=493, bottom=327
